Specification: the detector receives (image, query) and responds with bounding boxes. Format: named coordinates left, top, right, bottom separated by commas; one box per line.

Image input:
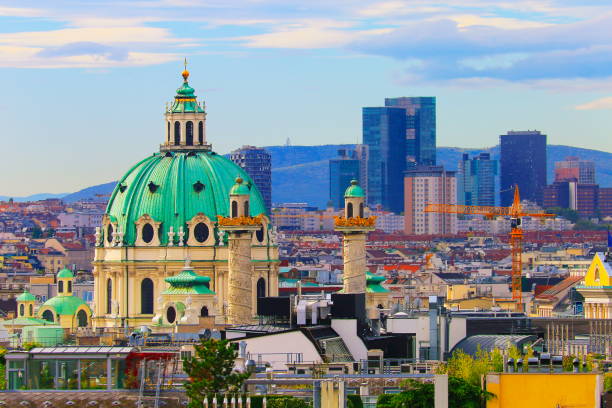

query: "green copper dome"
left=163, top=268, right=215, bottom=295
left=17, top=290, right=36, bottom=302
left=57, top=268, right=74, bottom=279
left=105, top=151, right=267, bottom=246
left=344, top=180, right=365, bottom=198
left=366, top=272, right=389, bottom=293
left=230, top=177, right=250, bottom=196
left=169, top=69, right=205, bottom=114
left=41, top=295, right=89, bottom=316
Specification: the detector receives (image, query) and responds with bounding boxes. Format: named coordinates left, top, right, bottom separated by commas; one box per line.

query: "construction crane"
left=424, top=185, right=555, bottom=306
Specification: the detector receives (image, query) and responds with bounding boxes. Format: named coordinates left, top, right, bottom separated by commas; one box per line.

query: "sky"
left=1, top=0, right=612, bottom=196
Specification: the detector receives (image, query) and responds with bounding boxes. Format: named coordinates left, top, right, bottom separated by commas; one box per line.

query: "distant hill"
left=3, top=144, right=610, bottom=209
left=0, top=192, right=67, bottom=202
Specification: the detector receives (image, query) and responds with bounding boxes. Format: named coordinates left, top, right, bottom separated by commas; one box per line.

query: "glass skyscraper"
left=385, top=97, right=436, bottom=167
left=362, top=107, right=406, bottom=213
left=457, top=152, right=498, bottom=206
left=329, top=149, right=361, bottom=209
left=229, top=145, right=272, bottom=213
left=500, top=130, right=547, bottom=206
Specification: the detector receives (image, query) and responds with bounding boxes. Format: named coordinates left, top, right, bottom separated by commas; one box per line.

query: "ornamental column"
left=219, top=177, right=262, bottom=325
left=334, top=180, right=375, bottom=294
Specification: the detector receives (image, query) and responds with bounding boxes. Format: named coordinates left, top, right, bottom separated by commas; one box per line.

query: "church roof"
left=41, top=295, right=89, bottom=316
left=57, top=268, right=74, bottom=278
left=230, top=177, right=251, bottom=196
left=162, top=268, right=215, bottom=295
left=366, top=272, right=390, bottom=293
left=16, top=290, right=36, bottom=302
left=105, top=150, right=267, bottom=246
left=344, top=180, right=365, bottom=198
left=169, top=68, right=205, bottom=114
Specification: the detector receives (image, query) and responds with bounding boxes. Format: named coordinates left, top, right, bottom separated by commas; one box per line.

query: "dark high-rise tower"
left=329, top=149, right=361, bottom=209
left=362, top=107, right=406, bottom=213
left=385, top=97, right=436, bottom=167
left=230, top=145, right=272, bottom=213
left=500, top=130, right=547, bottom=206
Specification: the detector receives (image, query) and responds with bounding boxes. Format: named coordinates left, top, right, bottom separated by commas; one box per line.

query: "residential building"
left=362, top=107, right=406, bottom=213
left=404, top=166, right=457, bottom=235
left=385, top=97, right=436, bottom=167
left=599, top=187, right=612, bottom=217
left=554, top=156, right=596, bottom=184
left=500, top=130, right=547, bottom=206
left=230, top=145, right=272, bottom=213
left=368, top=210, right=405, bottom=233
left=329, top=149, right=361, bottom=209
left=543, top=182, right=599, bottom=217
left=457, top=152, right=497, bottom=206
left=57, top=211, right=104, bottom=229
left=272, top=203, right=318, bottom=231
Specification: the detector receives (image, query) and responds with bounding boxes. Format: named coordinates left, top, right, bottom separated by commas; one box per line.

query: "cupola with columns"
left=229, top=177, right=251, bottom=218
left=163, top=59, right=209, bottom=151
left=16, top=290, right=36, bottom=318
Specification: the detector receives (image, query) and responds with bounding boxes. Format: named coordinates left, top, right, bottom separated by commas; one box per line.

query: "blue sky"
left=1, top=0, right=612, bottom=196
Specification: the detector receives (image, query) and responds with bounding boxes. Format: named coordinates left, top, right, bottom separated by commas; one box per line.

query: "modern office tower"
left=404, top=166, right=457, bottom=235
left=229, top=145, right=272, bottom=213
left=385, top=97, right=436, bottom=167
left=362, top=107, right=407, bottom=213
left=457, top=152, right=498, bottom=206
left=599, top=188, right=612, bottom=217
left=554, top=156, right=596, bottom=184
left=543, top=181, right=599, bottom=217
left=329, top=149, right=361, bottom=209
left=500, top=130, right=547, bottom=206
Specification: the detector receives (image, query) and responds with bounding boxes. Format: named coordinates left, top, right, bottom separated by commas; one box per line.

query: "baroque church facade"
left=92, top=67, right=279, bottom=328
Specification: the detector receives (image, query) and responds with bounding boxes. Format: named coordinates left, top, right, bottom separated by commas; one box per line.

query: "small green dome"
left=176, top=82, right=195, bottom=97
left=366, top=272, right=389, bottom=293
left=41, top=295, right=89, bottom=316
left=163, top=267, right=215, bottom=295
left=17, top=290, right=36, bottom=302
left=229, top=177, right=250, bottom=196
left=344, top=180, right=365, bottom=198
left=57, top=268, right=74, bottom=279
left=105, top=151, right=267, bottom=246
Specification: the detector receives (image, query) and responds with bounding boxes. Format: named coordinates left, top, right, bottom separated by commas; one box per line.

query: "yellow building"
left=37, top=268, right=92, bottom=330
left=576, top=252, right=612, bottom=318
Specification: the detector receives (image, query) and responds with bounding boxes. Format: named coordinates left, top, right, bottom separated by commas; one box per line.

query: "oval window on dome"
left=107, top=224, right=114, bottom=243
left=194, top=223, right=209, bottom=243
left=256, top=226, right=265, bottom=243
left=142, top=223, right=154, bottom=243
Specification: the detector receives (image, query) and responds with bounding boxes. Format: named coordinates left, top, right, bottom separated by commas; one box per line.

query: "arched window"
left=29, top=304, right=33, bottom=316
left=167, top=121, right=170, bottom=143
left=58, top=280, right=64, bottom=294
left=142, top=223, right=154, bottom=243
left=244, top=201, right=249, bottom=216
left=194, top=223, right=209, bottom=243
left=19, top=304, right=24, bottom=316
left=166, top=306, right=176, bottom=324
left=347, top=202, right=353, bottom=218
left=231, top=201, right=238, bottom=217
left=200, top=306, right=209, bottom=317
left=141, top=278, right=154, bottom=314
left=186, top=121, right=193, bottom=146
left=359, top=203, right=364, bottom=218
left=107, top=224, right=114, bottom=244
left=107, top=278, right=112, bottom=314
left=77, top=309, right=88, bottom=327
left=256, top=227, right=265, bottom=243
left=198, top=121, right=204, bottom=144
left=257, top=278, right=266, bottom=299
left=42, top=310, right=54, bottom=323
left=68, top=281, right=72, bottom=293
left=174, top=121, right=181, bottom=145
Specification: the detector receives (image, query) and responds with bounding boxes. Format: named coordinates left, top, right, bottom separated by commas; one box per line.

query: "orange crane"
left=424, top=185, right=555, bottom=306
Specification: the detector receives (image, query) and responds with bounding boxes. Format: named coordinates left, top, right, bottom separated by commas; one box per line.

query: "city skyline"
left=2, top=0, right=612, bottom=196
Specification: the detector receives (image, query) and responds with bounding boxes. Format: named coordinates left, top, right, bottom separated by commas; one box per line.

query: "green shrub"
left=347, top=395, right=363, bottom=408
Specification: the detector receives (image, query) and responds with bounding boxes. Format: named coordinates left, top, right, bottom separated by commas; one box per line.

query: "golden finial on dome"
left=181, top=57, right=190, bottom=81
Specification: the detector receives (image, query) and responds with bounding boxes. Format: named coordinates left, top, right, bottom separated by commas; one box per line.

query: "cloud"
left=575, top=96, right=612, bottom=110
left=37, top=42, right=128, bottom=61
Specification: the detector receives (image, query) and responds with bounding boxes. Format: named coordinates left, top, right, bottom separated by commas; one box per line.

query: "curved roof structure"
left=16, top=290, right=36, bottom=302
left=344, top=179, right=365, bottom=198
left=57, top=268, right=74, bottom=279
left=451, top=334, right=537, bottom=356
left=41, top=295, right=89, bottom=316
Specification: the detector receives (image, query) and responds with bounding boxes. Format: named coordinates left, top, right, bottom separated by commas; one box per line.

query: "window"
left=174, top=121, right=181, bottom=145
left=244, top=201, right=249, bottom=216
left=19, top=304, right=24, bottom=316
left=256, top=227, right=264, bottom=243
left=359, top=203, right=364, bottom=218
left=42, top=310, right=54, bottom=322
left=186, top=121, right=193, bottom=145
left=68, top=281, right=72, bottom=293
left=200, top=306, right=209, bottom=317
left=58, top=280, right=64, bottom=293
left=257, top=278, right=266, bottom=298
left=231, top=201, right=238, bottom=217
left=107, top=278, right=112, bottom=314
left=198, top=121, right=203, bottom=144
left=194, top=223, right=209, bottom=243
left=167, top=121, right=170, bottom=143
left=166, top=306, right=176, bottom=323
left=107, top=224, right=114, bottom=244
left=141, top=278, right=154, bottom=314
left=77, top=309, right=88, bottom=327
left=347, top=202, right=353, bottom=218
left=29, top=304, right=33, bottom=316
left=142, top=223, right=154, bottom=243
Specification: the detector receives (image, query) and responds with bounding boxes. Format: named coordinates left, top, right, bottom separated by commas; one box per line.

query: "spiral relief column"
left=227, top=231, right=254, bottom=324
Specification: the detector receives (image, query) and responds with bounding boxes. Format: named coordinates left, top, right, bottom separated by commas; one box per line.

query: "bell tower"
left=162, top=60, right=209, bottom=151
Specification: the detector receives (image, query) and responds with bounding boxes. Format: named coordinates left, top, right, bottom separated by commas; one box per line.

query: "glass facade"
left=362, top=107, right=406, bottom=213
left=385, top=97, right=436, bottom=167
left=457, top=152, right=498, bottom=206
left=329, top=150, right=361, bottom=209
left=500, top=131, right=547, bottom=206
left=229, top=146, right=272, bottom=213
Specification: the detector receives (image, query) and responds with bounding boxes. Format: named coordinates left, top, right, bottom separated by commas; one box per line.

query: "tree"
left=183, top=339, right=250, bottom=408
